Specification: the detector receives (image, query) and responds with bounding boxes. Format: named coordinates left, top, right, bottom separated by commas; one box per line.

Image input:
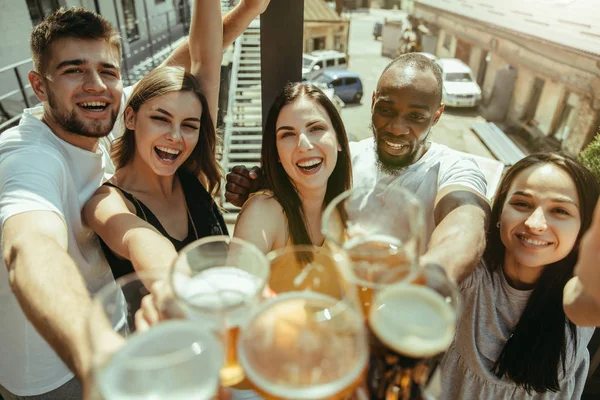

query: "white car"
left=437, top=58, right=482, bottom=108
left=302, top=50, right=348, bottom=81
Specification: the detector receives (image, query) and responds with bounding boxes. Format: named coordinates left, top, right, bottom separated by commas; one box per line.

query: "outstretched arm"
left=82, top=186, right=178, bottom=273
left=160, top=0, right=270, bottom=71
left=421, top=185, right=490, bottom=285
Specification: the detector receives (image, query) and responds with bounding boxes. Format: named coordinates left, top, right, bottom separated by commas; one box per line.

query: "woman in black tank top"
left=82, top=1, right=226, bottom=279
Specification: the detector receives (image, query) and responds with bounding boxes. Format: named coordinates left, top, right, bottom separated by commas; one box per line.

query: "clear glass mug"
left=365, top=264, right=461, bottom=400
left=237, top=245, right=369, bottom=400
left=321, top=184, right=426, bottom=315
left=87, top=269, right=225, bottom=400
left=170, top=235, right=270, bottom=388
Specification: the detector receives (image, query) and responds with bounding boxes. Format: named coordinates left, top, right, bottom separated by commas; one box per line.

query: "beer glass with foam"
left=170, top=236, right=270, bottom=387
left=88, top=269, right=225, bottom=400
left=367, top=265, right=460, bottom=400
left=322, top=184, right=425, bottom=314
left=237, top=245, right=369, bottom=400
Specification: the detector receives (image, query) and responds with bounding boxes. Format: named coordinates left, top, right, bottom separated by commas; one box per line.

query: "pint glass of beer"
left=170, top=236, right=270, bottom=387
left=367, top=265, right=460, bottom=400
left=237, top=245, right=369, bottom=400
left=88, top=269, right=225, bottom=400
left=322, top=185, right=425, bottom=314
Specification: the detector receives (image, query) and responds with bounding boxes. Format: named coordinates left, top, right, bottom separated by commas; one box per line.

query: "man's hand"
left=241, top=0, right=271, bottom=14
left=575, top=199, right=600, bottom=305
left=225, top=165, right=263, bottom=207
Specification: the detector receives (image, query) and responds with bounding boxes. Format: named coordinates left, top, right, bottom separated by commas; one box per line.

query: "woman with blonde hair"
left=83, top=0, right=226, bottom=278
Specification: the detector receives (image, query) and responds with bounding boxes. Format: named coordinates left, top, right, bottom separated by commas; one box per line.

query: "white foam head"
left=173, top=267, right=264, bottom=327
left=369, top=284, right=455, bottom=358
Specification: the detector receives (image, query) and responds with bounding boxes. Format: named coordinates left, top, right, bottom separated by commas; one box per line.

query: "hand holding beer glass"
left=322, top=185, right=460, bottom=399
left=87, top=270, right=225, bottom=400
left=237, top=245, right=369, bottom=400
left=170, top=236, right=270, bottom=388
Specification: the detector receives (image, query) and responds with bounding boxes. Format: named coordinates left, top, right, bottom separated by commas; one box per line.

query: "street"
left=340, top=9, right=494, bottom=160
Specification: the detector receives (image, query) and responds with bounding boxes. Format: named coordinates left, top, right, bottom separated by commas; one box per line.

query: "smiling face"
left=275, top=97, right=341, bottom=194
left=38, top=38, right=122, bottom=138
left=126, top=90, right=202, bottom=176
left=500, top=163, right=582, bottom=272
left=371, top=65, right=443, bottom=173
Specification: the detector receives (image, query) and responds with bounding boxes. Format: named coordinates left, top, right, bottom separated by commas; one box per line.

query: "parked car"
left=312, top=70, right=363, bottom=104
left=302, top=50, right=348, bottom=81
left=373, top=21, right=383, bottom=40
left=437, top=58, right=482, bottom=108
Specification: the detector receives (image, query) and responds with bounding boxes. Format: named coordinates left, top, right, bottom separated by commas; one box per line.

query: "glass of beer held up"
left=88, top=269, right=225, bottom=400
left=237, top=245, right=369, bottom=400
left=170, top=236, right=270, bottom=387
left=322, top=184, right=425, bottom=315
left=367, top=264, right=461, bottom=400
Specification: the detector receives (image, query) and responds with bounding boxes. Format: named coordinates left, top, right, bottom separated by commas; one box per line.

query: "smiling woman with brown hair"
left=233, top=82, right=352, bottom=254
left=82, top=0, right=227, bottom=279
left=439, top=153, right=600, bottom=399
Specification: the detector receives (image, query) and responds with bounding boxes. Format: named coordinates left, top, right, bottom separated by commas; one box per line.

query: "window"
left=338, top=57, right=347, bottom=66
left=346, top=77, right=358, bottom=85
left=26, top=0, right=59, bottom=26
left=122, top=0, right=140, bottom=42
left=444, top=72, right=472, bottom=83
left=315, top=61, right=324, bottom=69
left=331, top=79, right=343, bottom=88
left=312, top=37, right=326, bottom=51
left=443, top=32, right=452, bottom=50
left=326, top=59, right=336, bottom=67
left=334, top=36, right=343, bottom=52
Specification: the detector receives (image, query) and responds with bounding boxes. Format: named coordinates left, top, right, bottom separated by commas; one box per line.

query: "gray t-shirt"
left=439, top=263, right=594, bottom=399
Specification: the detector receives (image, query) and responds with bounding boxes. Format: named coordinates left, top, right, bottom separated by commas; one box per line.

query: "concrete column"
left=564, top=98, right=599, bottom=156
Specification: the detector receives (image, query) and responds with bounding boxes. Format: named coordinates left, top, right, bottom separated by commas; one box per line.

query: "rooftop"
left=304, top=0, right=345, bottom=22
left=415, top=0, right=600, bottom=55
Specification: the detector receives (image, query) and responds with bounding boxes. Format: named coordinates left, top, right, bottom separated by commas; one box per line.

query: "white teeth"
left=384, top=140, right=406, bottom=149
left=156, top=146, right=180, bottom=155
left=80, top=101, right=107, bottom=107
left=519, top=236, right=550, bottom=246
left=297, top=159, right=322, bottom=168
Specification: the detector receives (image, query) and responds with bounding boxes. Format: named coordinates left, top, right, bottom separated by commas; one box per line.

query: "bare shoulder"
left=83, top=184, right=136, bottom=220
left=234, top=192, right=286, bottom=253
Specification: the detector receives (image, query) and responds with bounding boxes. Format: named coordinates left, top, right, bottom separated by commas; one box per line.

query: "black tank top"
left=99, top=169, right=228, bottom=279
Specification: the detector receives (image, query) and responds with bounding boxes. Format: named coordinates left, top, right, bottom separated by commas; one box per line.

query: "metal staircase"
left=220, top=18, right=263, bottom=225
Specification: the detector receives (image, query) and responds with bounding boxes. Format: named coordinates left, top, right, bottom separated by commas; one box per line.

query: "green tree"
left=578, top=130, right=600, bottom=184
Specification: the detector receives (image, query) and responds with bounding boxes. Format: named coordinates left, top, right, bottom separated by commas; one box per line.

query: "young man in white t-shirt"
left=226, top=53, right=491, bottom=283
left=0, top=2, right=270, bottom=399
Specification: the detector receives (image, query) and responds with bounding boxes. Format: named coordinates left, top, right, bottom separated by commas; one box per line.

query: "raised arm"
left=82, top=186, right=178, bottom=273
left=3, top=211, right=92, bottom=382
left=421, top=185, right=491, bottom=285
left=188, top=0, right=223, bottom=125
left=160, top=0, right=270, bottom=72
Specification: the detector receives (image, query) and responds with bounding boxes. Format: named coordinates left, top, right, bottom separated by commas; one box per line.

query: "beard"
left=371, top=124, right=430, bottom=175
left=47, top=89, right=117, bottom=138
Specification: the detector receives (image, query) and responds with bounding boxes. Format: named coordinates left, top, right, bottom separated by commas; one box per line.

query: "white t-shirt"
left=0, top=87, right=132, bottom=395
left=349, top=137, right=487, bottom=244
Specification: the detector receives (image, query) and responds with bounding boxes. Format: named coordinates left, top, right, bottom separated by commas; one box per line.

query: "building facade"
left=304, top=0, right=350, bottom=54
left=413, top=0, right=600, bottom=156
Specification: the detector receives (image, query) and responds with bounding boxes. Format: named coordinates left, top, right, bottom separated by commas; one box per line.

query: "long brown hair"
left=262, top=82, right=352, bottom=246
left=111, top=66, right=222, bottom=195
left=486, top=153, right=600, bottom=393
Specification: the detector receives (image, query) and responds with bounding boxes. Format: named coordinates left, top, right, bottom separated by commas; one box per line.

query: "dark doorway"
left=523, top=77, right=545, bottom=123
left=477, top=51, right=490, bottom=86
left=454, top=38, right=472, bottom=65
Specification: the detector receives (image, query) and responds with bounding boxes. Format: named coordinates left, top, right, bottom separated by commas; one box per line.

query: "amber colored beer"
left=342, top=234, right=415, bottom=315
left=366, top=284, right=455, bottom=400
left=238, top=292, right=369, bottom=400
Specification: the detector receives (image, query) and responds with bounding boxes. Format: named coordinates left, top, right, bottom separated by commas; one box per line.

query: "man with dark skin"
left=226, top=54, right=491, bottom=283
